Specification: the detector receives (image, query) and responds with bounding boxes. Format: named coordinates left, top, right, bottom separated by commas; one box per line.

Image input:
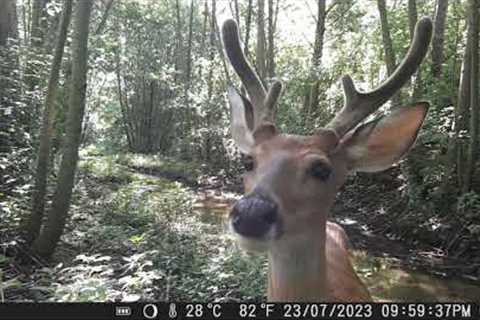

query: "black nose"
left=230, top=194, right=278, bottom=238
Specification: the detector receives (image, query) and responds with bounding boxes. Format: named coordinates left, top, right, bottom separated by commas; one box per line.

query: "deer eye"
left=243, top=155, right=255, bottom=171
left=308, top=160, right=331, bottom=181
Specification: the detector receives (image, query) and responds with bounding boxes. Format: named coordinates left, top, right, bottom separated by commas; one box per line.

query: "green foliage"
left=22, top=154, right=265, bottom=302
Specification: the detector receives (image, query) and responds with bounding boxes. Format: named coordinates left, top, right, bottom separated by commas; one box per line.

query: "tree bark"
left=304, top=0, right=326, bottom=128
left=463, top=0, right=479, bottom=193
left=431, top=0, right=449, bottom=78
left=30, top=0, right=48, bottom=47
left=266, top=0, right=276, bottom=78
left=26, top=0, right=50, bottom=131
left=408, top=0, right=423, bottom=100
left=377, top=0, right=401, bottom=106
left=244, top=0, right=253, bottom=58
left=0, top=0, right=19, bottom=151
left=185, top=0, right=194, bottom=132
left=0, top=0, right=18, bottom=46
left=207, top=0, right=216, bottom=103
left=94, top=0, right=114, bottom=35
left=456, top=29, right=472, bottom=190
left=32, top=0, right=93, bottom=258
left=256, top=0, right=266, bottom=83
left=26, top=0, right=73, bottom=243
left=174, top=0, right=184, bottom=82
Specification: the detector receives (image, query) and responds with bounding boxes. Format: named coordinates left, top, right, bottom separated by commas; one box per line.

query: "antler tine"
left=327, top=17, right=433, bottom=137
left=263, top=80, right=282, bottom=122
left=222, top=19, right=267, bottom=127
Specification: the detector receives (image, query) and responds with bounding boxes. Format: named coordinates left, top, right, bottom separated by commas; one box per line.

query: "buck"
left=222, top=17, right=432, bottom=302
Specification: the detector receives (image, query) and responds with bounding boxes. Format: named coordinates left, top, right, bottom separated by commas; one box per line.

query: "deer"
left=221, top=17, right=432, bottom=302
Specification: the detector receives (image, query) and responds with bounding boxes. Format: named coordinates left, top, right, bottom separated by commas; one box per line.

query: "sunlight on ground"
left=193, top=195, right=480, bottom=303
left=351, top=251, right=480, bottom=302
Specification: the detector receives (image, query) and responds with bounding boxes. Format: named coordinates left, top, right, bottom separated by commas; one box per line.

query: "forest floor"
left=1, top=150, right=480, bottom=302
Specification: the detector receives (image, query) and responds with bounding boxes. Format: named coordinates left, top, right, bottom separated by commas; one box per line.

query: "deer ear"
left=227, top=86, right=255, bottom=154
left=341, top=103, right=429, bottom=172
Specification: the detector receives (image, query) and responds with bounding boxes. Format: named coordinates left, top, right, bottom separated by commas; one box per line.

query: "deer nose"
left=230, top=194, right=278, bottom=238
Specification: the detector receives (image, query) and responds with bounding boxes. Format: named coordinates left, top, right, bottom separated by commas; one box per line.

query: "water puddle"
left=351, top=252, right=480, bottom=302
left=193, top=192, right=480, bottom=302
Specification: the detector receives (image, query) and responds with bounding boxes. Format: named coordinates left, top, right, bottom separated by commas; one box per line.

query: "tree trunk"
left=431, top=0, right=449, bottom=78
left=30, top=0, right=48, bottom=47
left=377, top=0, right=401, bottom=106
left=408, top=0, right=423, bottom=100
left=174, top=0, right=184, bottom=83
left=266, top=0, right=276, bottom=78
left=26, top=0, right=73, bottom=243
left=185, top=0, right=194, bottom=132
left=94, top=0, right=114, bottom=35
left=256, top=0, right=266, bottom=83
left=304, top=0, right=326, bottom=128
left=463, top=0, right=479, bottom=193
left=32, top=0, right=92, bottom=258
left=26, top=0, right=50, bottom=131
left=207, top=0, right=216, bottom=103
left=0, top=0, right=18, bottom=45
left=233, top=0, right=240, bottom=28
left=0, top=0, right=19, bottom=151
left=244, top=0, right=253, bottom=58
left=456, top=29, right=472, bottom=191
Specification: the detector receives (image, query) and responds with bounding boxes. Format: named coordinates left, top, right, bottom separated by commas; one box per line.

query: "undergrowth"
left=1, top=150, right=266, bottom=302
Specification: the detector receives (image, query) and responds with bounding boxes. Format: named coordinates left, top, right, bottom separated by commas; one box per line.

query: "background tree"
left=32, top=0, right=93, bottom=257
left=431, top=0, right=449, bottom=79
left=26, top=0, right=73, bottom=243
left=463, top=0, right=479, bottom=193
left=303, top=0, right=326, bottom=129
left=256, top=0, right=266, bottom=82
left=377, top=0, right=400, bottom=106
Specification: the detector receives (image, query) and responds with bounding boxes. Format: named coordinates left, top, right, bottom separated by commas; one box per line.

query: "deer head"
left=222, top=18, right=432, bottom=301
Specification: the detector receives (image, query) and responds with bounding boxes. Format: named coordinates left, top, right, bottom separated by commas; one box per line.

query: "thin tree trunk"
left=26, top=0, right=50, bottom=130
left=377, top=0, right=401, bottom=106
left=256, top=0, right=266, bottom=83
left=185, top=0, right=194, bottom=132
left=401, top=0, right=426, bottom=201
left=29, top=0, right=48, bottom=47
left=207, top=0, right=216, bottom=102
left=463, top=0, right=479, bottom=193
left=174, top=0, right=184, bottom=83
left=267, top=0, right=276, bottom=78
left=32, top=0, right=93, bottom=258
left=304, top=0, right=326, bottom=128
left=198, top=1, right=208, bottom=80
left=26, top=0, right=73, bottom=243
left=431, top=0, right=449, bottom=78
left=244, top=0, right=253, bottom=58
left=233, top=0, right=240, bottom=28
left=0, top=0, right=18, bottom=45
left=94, top=0, right=114, bottom=35
left=437, top=0, right=464, bottom=197
left=241, top=0, right=253, bottom=96
left=456, top=32, right=472, bottom=190
left=0, top=0, right=19, bottom=151
left=408, top=0, right=423, bottom=100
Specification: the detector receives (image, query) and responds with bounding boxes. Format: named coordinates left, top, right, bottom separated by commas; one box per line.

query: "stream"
left=193, top=188, right=480, bottom=302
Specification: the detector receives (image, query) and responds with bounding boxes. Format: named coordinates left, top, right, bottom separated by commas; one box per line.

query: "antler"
left=222, top=19, right=282, bottom=128
left=327, top=17, right=433, bottom=138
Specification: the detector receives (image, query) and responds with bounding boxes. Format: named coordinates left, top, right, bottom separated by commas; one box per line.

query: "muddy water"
left=351, top=252, right=480, bottom=302
left=193, top=192, right=480, bottom=302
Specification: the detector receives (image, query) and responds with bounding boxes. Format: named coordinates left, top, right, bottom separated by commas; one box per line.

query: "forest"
left=1, top=0, right=480, bottom=303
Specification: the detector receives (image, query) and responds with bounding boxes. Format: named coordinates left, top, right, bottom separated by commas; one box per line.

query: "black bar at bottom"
left=0, top=302, right=477, bottom=320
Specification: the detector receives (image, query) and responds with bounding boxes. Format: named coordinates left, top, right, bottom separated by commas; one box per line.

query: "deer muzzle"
left=230, top=192, right=278, bottom=239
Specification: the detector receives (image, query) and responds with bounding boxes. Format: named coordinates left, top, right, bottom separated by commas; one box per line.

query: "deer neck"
left=267, top=215, right=327, bottom=302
